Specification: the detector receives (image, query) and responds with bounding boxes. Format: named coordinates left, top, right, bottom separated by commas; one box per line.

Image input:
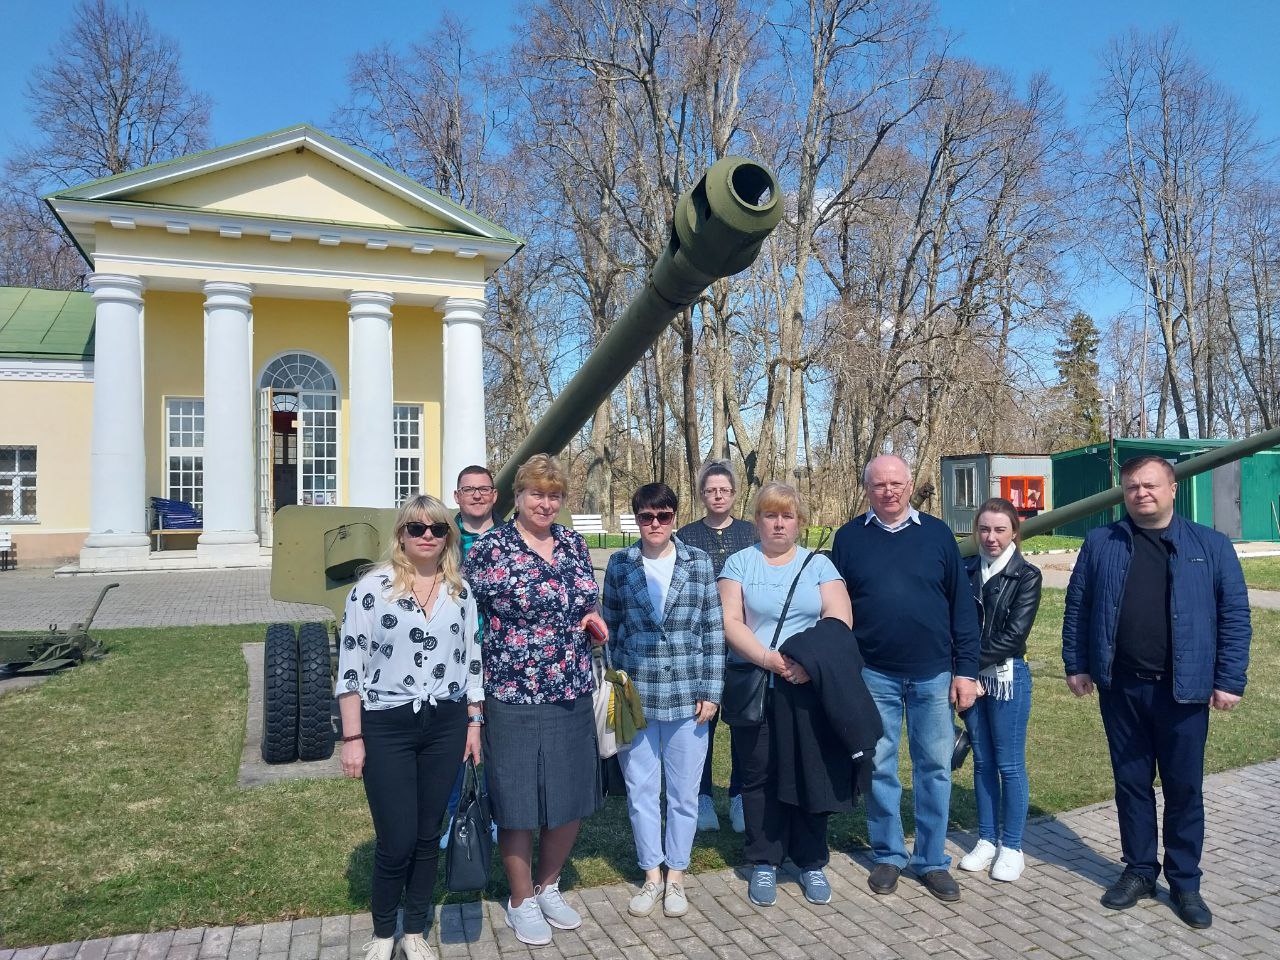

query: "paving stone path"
left=7, top=759, right=1278, bottom=960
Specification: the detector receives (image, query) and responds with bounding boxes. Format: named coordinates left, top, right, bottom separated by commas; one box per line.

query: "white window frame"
left=953, top=464, right=976, bottom=509
left=165, top=398, right=205, bottom=511
left=393, top=403, right=424, bottom=506
left=0, top=446, right=37, bottom=522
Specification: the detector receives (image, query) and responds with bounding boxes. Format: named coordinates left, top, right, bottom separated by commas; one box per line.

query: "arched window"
left=259, top=352, right=337, bottom=392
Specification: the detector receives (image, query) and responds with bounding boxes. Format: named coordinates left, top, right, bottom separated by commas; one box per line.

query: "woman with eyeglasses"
left=602, top=482, right=725, bottom=919
left=335, top=494, right=483, bottom=960
left=719, top=482, right=852, bottom=908
left=462, top=454, right=607, bottom=947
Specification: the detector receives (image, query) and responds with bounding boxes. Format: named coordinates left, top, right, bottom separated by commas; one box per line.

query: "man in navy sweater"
left=831, top=455, right=981, bottom=902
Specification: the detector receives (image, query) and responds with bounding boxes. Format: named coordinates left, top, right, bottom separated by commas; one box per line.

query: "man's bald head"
left=863, top=455, right=911, bottom=487
left=864, top=455, right=914, bottom=526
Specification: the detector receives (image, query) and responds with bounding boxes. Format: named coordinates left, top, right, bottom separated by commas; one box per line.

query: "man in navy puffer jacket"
left=1062, top=455, right=1251, bottom=931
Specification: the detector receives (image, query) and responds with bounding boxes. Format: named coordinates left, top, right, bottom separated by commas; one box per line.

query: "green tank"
left=958, top=425, right=1280, bottom=557
left=263, top=157, right=782, bottom=764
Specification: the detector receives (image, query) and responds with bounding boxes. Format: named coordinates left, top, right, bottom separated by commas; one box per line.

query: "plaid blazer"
left=602, top=537, right=725, bottom=721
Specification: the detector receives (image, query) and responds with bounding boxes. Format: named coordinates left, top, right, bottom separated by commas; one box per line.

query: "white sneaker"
left=628, top=879, right=661, bottom=917
left=535, top=879, right=582, bottom=930
left=663, top=881, right=689, bottom=918
left=729, top=794, right=746, bottom=833
left=959, top=839, right=998, bottom=872
left=991, top=847, right=1025, bottom=882
left=361, top=938, right=394, bottom=960
left=399, top=933, right=436, bottom=960
left=697, top=794, right=720, bottom=831
left=505, top=897, right=552, bottom=946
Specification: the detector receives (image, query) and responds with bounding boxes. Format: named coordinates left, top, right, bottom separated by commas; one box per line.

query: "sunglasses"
left=404, top=521, right=450, bottom=539
left=636, top=510, right=676, bottom=526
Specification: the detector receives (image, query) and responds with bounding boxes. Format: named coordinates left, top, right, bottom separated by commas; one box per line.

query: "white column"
left=347, top=291, right=396, bottom=507
left=441, top=296, right=488, bottom=507
left=80, top=273, right=150, bottom=569
left=198, top=281, right=259, bottom=564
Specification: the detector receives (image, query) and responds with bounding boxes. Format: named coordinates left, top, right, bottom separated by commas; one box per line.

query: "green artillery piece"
left=958, top=425, right=1280, bottom=557
left=0, top=582, right=119, bottom=675
left=262, top=157, right=783, bottom=764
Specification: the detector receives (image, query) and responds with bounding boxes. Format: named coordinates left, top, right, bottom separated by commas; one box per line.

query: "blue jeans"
left=862, top=666, right=954, bottom=874
left=617, top=716, right=708, bottom=871
left=963, top=659, right=1032, bottom=850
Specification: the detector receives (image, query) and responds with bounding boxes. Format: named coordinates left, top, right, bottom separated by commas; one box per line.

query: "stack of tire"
left=261, top=622, right=336, bottom=763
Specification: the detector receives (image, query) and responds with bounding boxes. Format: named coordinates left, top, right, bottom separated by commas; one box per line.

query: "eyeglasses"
left=870, top=482, right=907, bottom=494
left=404, top=521, right=450, bottom=539
left=458, top=485, right=495, bottom=496
left=636, top=510, right=676, bottom=526
left=702, top=487, right=734, bottom=496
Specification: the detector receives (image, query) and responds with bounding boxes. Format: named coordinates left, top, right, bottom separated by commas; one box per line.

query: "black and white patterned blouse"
left=335, top=567, right=484, bottom=710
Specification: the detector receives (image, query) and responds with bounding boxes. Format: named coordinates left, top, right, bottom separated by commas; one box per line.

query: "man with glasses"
left=454, top=465, right=498, bottom=557
left=830, top=455, right=980, bottom=902
left=677, top=460, right=757, bottom=833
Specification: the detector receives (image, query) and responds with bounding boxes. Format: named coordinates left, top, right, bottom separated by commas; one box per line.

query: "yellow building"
left=0, top=125, right=520, bottom=569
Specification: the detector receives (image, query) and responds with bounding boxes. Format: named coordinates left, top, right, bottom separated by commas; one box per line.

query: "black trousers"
left=730, top=709, right=829, bottom=871
left=1098, top=671, right=1210, bottom=893
left=699, top=712, right=742, bottom=797
left=361, top=698, right=468, bottom=937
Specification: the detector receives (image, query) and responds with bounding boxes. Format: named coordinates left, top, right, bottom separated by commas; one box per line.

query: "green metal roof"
left=0, top=287, right=94, bottom=361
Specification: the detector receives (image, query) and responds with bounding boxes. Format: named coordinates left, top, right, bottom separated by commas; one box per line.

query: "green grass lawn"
left=1242, top=556, right=1280, bottom=591
left=2, top=594, right=1278, bottom=946
left=1020, top=534, right=1084, bottom=553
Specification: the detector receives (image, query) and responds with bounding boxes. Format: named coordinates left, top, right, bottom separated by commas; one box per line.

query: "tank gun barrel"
left=492, top=157, right=782, bottom=519
left=959, top=425, right=1280, bottom=556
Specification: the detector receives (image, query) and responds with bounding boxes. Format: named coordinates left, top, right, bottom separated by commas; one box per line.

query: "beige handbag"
left=592, top=646, right=619, bottom=759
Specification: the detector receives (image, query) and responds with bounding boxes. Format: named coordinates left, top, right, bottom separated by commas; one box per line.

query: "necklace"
left=412, top=572, right=442, bottom=614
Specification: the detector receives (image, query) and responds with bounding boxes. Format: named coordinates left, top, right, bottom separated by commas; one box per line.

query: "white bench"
left=619, top=513, right=641, bottom=538
left=571, top=513, right=607, bottom=547
left=0, top=529, right=14, bottom=571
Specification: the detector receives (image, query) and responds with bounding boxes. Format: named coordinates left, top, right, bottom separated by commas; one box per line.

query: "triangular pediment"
left=49, top=124, right=515, bottom=242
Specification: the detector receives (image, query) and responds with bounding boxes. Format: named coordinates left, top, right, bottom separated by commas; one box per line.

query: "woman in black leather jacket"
left=957, top=498, right=1042, bottom=883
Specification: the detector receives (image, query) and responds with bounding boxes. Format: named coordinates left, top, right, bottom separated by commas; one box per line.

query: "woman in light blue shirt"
left=718, top=482, right=851, bottom=909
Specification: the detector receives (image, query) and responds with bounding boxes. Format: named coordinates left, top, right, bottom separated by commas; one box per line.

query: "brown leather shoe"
left=867, top=863, right=900, bottom=895
left=920, top=869, right=961, bottom=902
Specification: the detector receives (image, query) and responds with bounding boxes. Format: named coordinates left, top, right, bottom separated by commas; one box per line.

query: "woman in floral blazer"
left=602, top=482, right=725, bottom=920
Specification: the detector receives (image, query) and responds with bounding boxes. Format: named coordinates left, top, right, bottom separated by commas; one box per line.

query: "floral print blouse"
left=463, top=520, right=600, bottom=704
left=335, top=567, right=484, bottom=710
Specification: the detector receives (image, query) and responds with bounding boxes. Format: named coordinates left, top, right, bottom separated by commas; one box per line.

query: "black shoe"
left=867, top=863, right=901, bottom=895
left=1100, top=870, right=1156, bottom=909
left=919, top=869, right=961, bottom=902
left=1171, top=890, right=1213, bottom=929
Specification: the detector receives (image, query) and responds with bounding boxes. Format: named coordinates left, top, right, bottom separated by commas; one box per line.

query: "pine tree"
left=1054, top=311, right=1105, bottom=444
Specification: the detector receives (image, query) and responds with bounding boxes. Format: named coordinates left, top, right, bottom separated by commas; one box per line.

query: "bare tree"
left=1, top=0, right=210, bottom=288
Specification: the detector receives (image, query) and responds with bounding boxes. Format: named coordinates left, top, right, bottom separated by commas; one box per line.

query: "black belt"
left=1118, top=667, right=1167, bottom=682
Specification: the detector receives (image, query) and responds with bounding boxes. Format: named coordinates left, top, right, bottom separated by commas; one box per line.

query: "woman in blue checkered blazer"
left=602, top=481, right=725, bottom=921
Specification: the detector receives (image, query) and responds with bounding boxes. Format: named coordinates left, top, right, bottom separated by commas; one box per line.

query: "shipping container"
left=940, top=453, right=1054, bottom=535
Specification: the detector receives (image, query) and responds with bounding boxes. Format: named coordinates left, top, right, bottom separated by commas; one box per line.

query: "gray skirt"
left=483, top=695, right=603, bottom=830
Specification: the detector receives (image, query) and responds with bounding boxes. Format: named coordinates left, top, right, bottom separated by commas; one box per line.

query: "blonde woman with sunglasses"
left=336, top=494, right=484, bottom=960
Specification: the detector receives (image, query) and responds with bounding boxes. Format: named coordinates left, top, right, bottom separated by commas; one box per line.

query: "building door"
left=1213, top=461, right=1243, bottom=540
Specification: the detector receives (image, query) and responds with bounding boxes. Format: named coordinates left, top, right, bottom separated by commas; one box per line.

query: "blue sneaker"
left=748, top=865, right=777, bottom=906
left=801, top=869, right=832, bottom=904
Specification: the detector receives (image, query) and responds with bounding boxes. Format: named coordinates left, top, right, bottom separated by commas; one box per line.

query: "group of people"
left=334, top=450, right=1252, bottom=960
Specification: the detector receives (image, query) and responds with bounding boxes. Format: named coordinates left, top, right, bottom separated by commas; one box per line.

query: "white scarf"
left=978, top=542, right=1018, bottom=699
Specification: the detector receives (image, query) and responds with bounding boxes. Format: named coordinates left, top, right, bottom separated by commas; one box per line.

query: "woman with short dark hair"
left=603, top=482, right=724, bottom=919
left=957, top=497, right=1042, bottom=882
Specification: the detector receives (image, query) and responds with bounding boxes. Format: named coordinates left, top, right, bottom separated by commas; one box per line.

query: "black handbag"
left=445, top=758, right=493, bottom=892
left=721, top=551, right=819, bottom=728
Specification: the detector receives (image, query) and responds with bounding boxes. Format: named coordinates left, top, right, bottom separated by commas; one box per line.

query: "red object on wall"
left=1001, top=476, right=1045, bottom=515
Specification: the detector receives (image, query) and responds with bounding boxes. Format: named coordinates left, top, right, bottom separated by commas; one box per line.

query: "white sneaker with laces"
left=535, top=879, right=582, bottom=930
left=990, top=847, right=1025, bottom=882
left=505, top=897, right=553, bottom=946
left=399, top=933, right=436, bottom=960
left=959, top=839, right=998, bottom=872
left=628, top=879, right=661, bottom=917
left=697, top=794, right=721, bottom=832
left=361, top=938, right=394, bottom=960
left=729, top=794, right=746, bottom=833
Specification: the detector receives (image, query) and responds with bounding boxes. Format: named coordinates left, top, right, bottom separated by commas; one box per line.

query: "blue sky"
left=3, top=0, right=1277, bottom=324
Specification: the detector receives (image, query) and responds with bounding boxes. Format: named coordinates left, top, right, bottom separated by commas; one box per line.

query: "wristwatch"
left=467, top=714, right=486, bottom=726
